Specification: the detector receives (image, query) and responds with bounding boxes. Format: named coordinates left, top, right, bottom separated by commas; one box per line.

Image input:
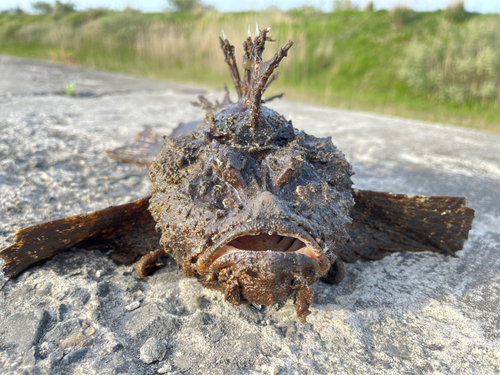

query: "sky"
left=2, top=0, right=500, bottom=14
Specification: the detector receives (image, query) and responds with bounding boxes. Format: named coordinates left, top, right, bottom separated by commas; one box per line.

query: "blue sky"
left=2, top=0, right=500, bottom=13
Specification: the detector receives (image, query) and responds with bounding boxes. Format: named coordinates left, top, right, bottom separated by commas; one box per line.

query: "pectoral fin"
left=322, top=189, right=475, bottom=285
left=0, top=196, right=159, bottom=280
left=343, top=189, right=475, bottom=262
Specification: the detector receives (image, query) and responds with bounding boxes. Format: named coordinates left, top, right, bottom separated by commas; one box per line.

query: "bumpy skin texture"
left=149, top=103, right=354, bottom=320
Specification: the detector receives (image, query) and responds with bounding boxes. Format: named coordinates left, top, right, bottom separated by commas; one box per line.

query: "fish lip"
left=197, top=219, right=331, bottom=276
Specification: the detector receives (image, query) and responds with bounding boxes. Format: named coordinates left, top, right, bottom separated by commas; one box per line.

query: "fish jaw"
left=212, top=250, right=319, bottom=307
left=195, top=219, right=332, bottom=307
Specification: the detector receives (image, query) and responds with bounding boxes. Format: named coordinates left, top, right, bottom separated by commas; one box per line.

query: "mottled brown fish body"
left=149, top=101, right=354, bottom=320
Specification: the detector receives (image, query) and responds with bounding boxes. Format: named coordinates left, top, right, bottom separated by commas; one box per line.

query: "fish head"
left=149, top=102, right=354, bottom=311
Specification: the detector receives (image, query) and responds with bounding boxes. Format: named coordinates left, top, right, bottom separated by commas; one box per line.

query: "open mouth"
left=197, top=220, right=330, bottom=275
left=212, top=234, right=319, bottom=263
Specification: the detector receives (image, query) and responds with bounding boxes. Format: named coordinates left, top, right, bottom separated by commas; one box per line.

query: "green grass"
left=1, top=9, right=499, bottom=134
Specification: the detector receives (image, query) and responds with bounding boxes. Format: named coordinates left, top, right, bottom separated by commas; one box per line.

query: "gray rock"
left=189, top=312, right=215, bottom=328
left=0, top=309, right=51, bottom=354
left=66, top=287, right=90, bottom=306
left=125, top=301, right=141, bottom=312
left=113, top=275, right=141, bottom=293
left=45, top=318, right=82, bottom=343
left=95, top=269, right=105, bottom=278
left=193, top=295, right=211, bottom=310
left=40, top=350, right=64, bottom=371
left=1, top=56, right=499, bottom=374
left=35, top=281, right=53, bottom=297
left=158, top=364, right=173, bottom=374
left=126, top=304, right=182, bottom=344
left=96, top=280, right=110, bottom=297
left=57, top=304, right=69, bottom=322
left=103, top=333, right=124, bottom=353
left=62, top=347, right=89, bottom=365
left=209, top=329, right=223, bottom=343
left=22, top=346, right=38, bottom=367
left=139, top=337, right=166, bottom=364
left=20, top=367, right=44, bottom=375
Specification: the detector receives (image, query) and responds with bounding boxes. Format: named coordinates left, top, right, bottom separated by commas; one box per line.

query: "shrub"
left=168, top=0, right=203, bottom=12
left=32, top=1, right=53, bottom=14
left=443, top=1, right=468, bottom=23
left=55, top=1, right=76, bottom=14
left=333, top=0, right=353, bottom=11
left=390, top=5, right=415, bottom=28
left=398, top=17, right=500, bottom=105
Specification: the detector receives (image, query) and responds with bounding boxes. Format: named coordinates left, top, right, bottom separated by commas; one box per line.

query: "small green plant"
left=63, top=82, right=76, bottom=96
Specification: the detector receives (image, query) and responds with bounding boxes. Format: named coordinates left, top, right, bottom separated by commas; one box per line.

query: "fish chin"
left=211, top=250, right=319, bottom=306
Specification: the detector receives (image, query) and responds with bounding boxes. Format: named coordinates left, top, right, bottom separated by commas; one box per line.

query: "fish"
left=0, top=27, right=475, bottom=322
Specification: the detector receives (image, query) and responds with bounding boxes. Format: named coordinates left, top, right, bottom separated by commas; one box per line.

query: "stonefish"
left=0, top=28, right=474, bottom=322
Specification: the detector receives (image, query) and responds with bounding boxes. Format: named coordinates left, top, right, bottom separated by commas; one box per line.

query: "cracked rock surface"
left=0, top=55, right=500, bottom=374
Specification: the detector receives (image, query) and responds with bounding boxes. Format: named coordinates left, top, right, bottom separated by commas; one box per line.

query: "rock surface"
left=140, top=338, right=167, bottom=364
left=0, top=55, right=499, bottom=374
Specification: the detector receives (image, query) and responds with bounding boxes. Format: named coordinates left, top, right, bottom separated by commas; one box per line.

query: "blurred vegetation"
left=0, top=5, right=500, bottom=133
left=442, top=1, right=468, bottom=23
left=32, top=2, right=53, bottom=14
left=389, top=5, right=416, bottom=29
left=399, top=17, right=500, bottom=106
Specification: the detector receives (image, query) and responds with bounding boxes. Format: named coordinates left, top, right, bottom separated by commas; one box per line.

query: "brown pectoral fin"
left=0, top=196, right=159, bottom=279
left=341, top=189, right=475, bottom=263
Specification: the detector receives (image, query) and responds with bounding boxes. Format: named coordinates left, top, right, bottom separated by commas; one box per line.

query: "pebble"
left=62, top=347, right=89, bottom=365
left=39, top=341, right=55, bottom=354
left=139, top=337, right=166, bottom=364
left=40, top=350, right=64, bottom=371
left=95, top=270, right=105, bottom=278
left=158, top=363, right=173, bottom=374
left=96, top=280, right=110, bottom=297
left=125, top=301, right=141, bottom=312
left=45, top=318, right=82, bottom=343
left=57, top=304, right=69, bottom=321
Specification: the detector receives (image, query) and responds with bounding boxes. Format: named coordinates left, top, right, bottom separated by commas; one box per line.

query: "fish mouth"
left=197, top=220, right=331, bottom=276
